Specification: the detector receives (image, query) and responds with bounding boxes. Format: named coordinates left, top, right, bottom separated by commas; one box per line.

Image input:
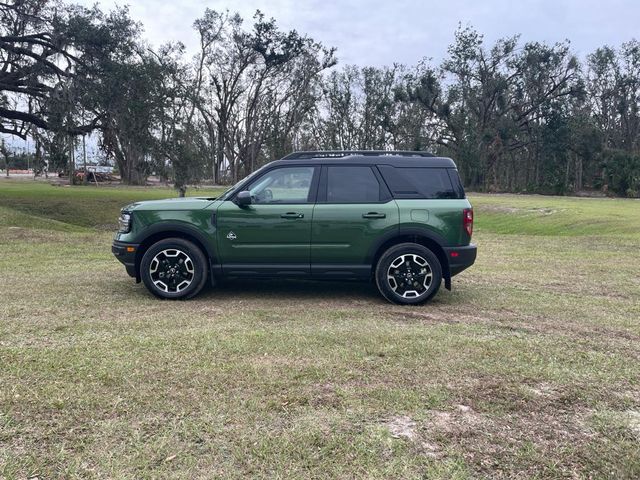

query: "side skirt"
left=219, top=264, right=371, bottom=281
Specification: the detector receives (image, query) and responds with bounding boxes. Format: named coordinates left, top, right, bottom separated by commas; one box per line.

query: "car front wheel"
left=140, top=238, right=208, bottom=299
left=375, top=243, right=442, bottom=305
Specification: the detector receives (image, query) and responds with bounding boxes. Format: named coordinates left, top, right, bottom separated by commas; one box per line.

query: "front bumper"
left=112, top=240, right=139, bottom=278
left=443, top=244, right=477, bottom=276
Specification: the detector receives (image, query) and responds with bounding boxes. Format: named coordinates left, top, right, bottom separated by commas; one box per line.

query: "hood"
left=123, top=197, right=218, bottom=212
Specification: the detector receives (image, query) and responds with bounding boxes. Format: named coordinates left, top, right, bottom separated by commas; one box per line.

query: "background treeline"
left=1, top=1, right=639, bottom=196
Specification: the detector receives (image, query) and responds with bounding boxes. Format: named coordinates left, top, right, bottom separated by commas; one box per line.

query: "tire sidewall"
left=140, top=238, right=208, bottom=299
left=375, top=243, right=442, bottom=305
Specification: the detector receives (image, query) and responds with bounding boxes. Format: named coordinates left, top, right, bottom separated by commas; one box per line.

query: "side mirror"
left=235, top=190, right=252, bottom=207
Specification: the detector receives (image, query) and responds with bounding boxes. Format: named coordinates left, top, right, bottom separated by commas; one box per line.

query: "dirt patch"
left=479, top=205, right=560, bottom=216
left=529, top=207, right=558, bottom=215
left=383, top=409, right=486, bottom=460
left=428, top=406, right=485, bottom=434
left=523, top=383, right=557, bottom=398
left=420, top=406, right=596, bottom=477
left=385, top=415, right=418, bottom=440
left=479, top=205, right=523, bottom=214
left=309, top=383, right=342, bottom=408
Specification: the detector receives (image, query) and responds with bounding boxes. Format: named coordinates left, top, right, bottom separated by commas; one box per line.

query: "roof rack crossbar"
left=281, top=150, right=435, bottom=160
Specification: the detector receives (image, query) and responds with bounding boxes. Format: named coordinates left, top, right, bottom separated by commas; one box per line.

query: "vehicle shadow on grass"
left=195, top=278, right=466, bottom=309
left=117, top=276, right=465, bottom=307
left=202, top=278, right=383, bottom=303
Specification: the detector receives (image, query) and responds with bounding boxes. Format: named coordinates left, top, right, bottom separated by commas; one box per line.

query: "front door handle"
left=281, top=212, right=304, bottom=219
left=362, top=212, right=386, bottom=219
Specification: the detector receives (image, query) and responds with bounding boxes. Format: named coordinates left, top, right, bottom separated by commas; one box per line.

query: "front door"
left=311, top=165, right=399, bottom=278
left=216, top=165, right=318, bottom=277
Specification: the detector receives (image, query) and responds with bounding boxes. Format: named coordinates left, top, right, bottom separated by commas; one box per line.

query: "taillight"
left=463, top=208, right=473, bottom=238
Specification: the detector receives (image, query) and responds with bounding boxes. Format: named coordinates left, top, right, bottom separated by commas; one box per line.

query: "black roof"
left=275, top=150, right=456, bottom=168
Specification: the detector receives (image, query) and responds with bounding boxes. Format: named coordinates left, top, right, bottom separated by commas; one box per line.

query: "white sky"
left=82, top=0, right=639, bottom=65
left=5, top=0, right=639, bottom=151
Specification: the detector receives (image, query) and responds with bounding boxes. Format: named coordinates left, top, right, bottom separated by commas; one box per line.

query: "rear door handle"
left=281, top=212, right=304, bottom=219
left=362, top=212, right=386, bottom=219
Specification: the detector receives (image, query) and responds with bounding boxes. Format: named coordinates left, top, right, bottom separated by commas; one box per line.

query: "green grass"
left=472, top=193, right=640, bottom=237
left=0, top=180, right=222, bottom=229
left=1, top=179, right=639, bottom=479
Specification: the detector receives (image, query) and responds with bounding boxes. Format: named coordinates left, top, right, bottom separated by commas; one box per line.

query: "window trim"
left=229, top=165, right=320, bottom=205
left=317, top=165, right=392, bottom=204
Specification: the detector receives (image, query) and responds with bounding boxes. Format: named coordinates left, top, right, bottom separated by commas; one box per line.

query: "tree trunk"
left=575, top=156, right=583, bottom=191
left=216, top=123, right=225, bottom=184
left=116, top=152, right=147, bottom=185
left=34, top=138, right=41, bottom=179
left=82, top=134, right=88, bottom=185
left=121, top=167, right=147, bottom=185
left=68, top=135, right=75, bottom=185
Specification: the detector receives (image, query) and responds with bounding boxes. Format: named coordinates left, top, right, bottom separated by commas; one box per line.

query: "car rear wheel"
left=140, top=238, right=208, bottom=299
left=375, top=243, right=442, bottom=305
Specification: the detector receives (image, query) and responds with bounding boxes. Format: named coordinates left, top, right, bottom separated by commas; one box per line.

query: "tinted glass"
left=447, top=169, right=466, bottom=198
left=326, top=166, right=381, bottom=203
left=247, top=167, right=315, bottom=204
left=379, top=166, right=460, bottom=199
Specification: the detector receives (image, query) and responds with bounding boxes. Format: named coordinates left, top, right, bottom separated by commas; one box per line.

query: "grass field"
left=1, top=179, right=639, bottom=479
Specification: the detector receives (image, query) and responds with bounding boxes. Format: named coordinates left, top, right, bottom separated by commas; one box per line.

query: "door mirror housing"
left=235, top=190, right=252, bottom=207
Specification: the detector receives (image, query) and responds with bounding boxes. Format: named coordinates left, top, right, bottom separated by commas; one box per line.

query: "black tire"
left=140, top=238, right=208, bottom=300
left=375, top=243, right=442, bottom=305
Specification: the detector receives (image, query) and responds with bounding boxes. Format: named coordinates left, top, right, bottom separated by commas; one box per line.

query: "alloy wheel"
left=386, top=254, right=433, bottom=298
left=149, top=249, right=195, bottom=293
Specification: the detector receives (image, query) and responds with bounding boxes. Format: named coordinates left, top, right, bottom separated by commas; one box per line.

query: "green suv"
left=112, top=151, right=476, bottom=305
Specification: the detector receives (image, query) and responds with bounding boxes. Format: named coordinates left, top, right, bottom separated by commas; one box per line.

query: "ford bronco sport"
left=112, top=151, right=476, bottom=305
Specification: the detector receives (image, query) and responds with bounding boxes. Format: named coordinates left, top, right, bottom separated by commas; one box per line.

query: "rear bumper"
left=444, top=244, right=477, bottom=276
left=112, top=240, right=139, bottom=278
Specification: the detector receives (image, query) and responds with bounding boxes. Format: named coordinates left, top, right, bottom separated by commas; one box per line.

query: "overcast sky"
left=81, top=0, right=639, bottom=66
left=4, top=0, right=639, bottom=151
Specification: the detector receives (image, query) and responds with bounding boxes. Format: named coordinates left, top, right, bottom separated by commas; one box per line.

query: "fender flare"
left=135, top=221, right=218, bottom=267
left=366, top=227, right=452, bottom=288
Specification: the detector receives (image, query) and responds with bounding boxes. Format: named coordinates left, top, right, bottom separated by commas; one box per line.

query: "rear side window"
left=378, top=166, right=463, bottom=199
left=447, top=169, right=466, bottom=199
left=326, top=166, right=381, bottom=203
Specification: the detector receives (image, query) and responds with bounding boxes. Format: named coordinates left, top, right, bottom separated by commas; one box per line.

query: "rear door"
left=310, top=165, right=399, bottom=278
left=216, top=165, right=319, bottom=276
left=377, top=165, right=468, bottom=245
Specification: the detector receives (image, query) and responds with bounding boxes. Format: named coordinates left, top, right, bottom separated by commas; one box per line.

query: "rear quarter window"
left=378, top=166, right=463, bottom=199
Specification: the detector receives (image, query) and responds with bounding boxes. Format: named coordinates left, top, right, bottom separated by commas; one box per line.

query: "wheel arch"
left=368, top=228, right=452, bottom=290
left=134, top=224, right=217, bottom=284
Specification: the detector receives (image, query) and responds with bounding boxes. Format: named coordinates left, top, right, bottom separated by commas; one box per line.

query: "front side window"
left=246, top=167, right=315, bottom=204
left=326, top=166, right=381, bottom=203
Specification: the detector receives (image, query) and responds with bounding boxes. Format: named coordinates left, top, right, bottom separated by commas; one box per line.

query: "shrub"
left=603, top=150, right=640, bottom=197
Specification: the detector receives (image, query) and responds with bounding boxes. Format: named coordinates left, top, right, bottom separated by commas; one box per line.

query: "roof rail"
left=281, top=150, right=436, bottom=160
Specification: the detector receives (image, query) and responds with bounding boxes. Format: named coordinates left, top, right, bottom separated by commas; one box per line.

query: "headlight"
left=118, top=212, right=131, bottom=233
